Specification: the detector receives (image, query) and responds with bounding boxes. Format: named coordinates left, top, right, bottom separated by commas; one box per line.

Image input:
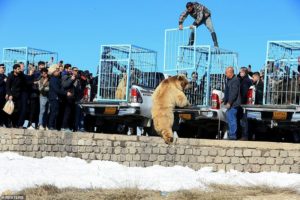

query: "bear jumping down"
left=151, top=75, right=191, bottom=144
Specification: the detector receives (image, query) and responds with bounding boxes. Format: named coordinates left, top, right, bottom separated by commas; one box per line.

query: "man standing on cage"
left=179, top=2, right=219, bottom=47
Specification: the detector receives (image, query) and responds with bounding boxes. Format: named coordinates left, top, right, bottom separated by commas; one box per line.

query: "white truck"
left=80, top=43, right=236, bottom=138
left=243, top=41, right=300, bottom=142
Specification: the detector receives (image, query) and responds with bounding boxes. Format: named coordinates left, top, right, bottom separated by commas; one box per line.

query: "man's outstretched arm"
left=179, top=10, right=188, bottom=28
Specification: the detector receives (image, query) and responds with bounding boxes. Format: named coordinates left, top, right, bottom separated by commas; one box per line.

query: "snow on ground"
left=0, top=152, right=299, bottom=194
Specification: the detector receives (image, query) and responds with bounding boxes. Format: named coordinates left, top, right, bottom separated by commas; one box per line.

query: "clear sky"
left=0, top=0, right=299, bottom=74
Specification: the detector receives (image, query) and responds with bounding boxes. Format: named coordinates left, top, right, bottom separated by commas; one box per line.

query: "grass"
left=3, top=184, right=299, bottom=200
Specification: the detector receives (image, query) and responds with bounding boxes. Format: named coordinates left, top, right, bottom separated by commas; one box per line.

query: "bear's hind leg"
left=161, top=128, right=174, bottom=144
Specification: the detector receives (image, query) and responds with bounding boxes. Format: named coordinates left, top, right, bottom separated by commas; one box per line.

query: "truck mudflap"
left=242, top=105, right=300, bottom=122
left=79, top=102, right=140, bottom=116
left=174, top=106, right=216, bottom=121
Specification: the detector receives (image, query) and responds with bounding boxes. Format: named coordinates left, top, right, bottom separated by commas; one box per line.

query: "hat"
left=48, top=64, right=59, bottom=75
left=186, top=2, right=193, bottom=8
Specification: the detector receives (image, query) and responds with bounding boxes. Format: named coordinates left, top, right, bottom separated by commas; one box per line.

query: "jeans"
left=188, top=16, right=215, bottom=46
left=201, top=16, right=215, bottom=33
left=226, top=107, right=238, bottom=140
left=39, top=96, right=49, bottom=127
left=74, top=104, right=84, bottom=131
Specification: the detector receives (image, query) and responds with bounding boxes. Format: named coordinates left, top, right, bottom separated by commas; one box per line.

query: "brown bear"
left=151, top=75, right=191, bottom=144
left=115, top=73, right=127, bottom=100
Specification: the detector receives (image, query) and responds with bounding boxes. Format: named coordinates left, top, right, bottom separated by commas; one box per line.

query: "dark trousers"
left=0, top=96, right=8, bottom=126
left=238, top=107, right=249, bottom=140
left=18, top=92, right=28, bottom=127
left=49, top=99, right=59, bottom=129
left=62, top=98, right=74, bottom=129
left=11, top=98, right=22, bottom=128
left=29, top=97, right=39, bottom=126
left=74, top=104, right=84, bottom=131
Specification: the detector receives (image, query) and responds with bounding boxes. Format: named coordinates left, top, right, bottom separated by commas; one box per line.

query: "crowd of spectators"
left=0, top=61, right=97, bottom=132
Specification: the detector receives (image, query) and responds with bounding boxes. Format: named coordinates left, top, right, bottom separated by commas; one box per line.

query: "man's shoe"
left=240, top=137, right=249, bottom=141
left=27, top=126, right=35, bottom=130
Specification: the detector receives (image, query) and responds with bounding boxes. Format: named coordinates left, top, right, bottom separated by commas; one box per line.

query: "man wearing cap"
left=48, top=64, right=72, bottom=130
left=179, top=1, right=219, bottom=47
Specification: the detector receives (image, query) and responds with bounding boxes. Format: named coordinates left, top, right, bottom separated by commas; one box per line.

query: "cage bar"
left=263, top=41, right=300, bottom=105
left=96, top=44, right=157, bottom=102
left=2, top=47, right=58, bottom=73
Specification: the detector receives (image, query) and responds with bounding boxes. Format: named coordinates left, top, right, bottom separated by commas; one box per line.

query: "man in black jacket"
left=238, top=67, right=253, bottom=140
left=61, top=65, right=76, bottom=131
left=252, top=72, right=264, bottom=105
left=48, top=65, right=72, bottom=130
left=27, top=65, right=40, bottom=130
left=0, top=64, right=7, bottom=126
left=6, top=64, right=25, bottom=127
left=223, top=67, right=241, bottom=140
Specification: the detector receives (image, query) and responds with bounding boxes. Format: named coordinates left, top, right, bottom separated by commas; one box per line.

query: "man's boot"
left=188, top=30, right=195, bottom=46
left=211, top=32, right=219, bottom=48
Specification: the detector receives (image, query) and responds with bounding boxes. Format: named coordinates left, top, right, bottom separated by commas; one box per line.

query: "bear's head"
left=174, top=74, right=191, bottom=91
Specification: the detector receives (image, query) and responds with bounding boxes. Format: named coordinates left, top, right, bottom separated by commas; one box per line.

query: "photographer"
left=61, top=64, right=75, bottom=132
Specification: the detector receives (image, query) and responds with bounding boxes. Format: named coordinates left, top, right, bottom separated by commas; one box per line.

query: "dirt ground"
left=2, top=184, right=299, bottom=200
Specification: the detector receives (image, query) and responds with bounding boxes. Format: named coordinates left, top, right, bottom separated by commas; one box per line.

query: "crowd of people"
left=223, top=66, right=264, bottom=141
left=0, top=61, right=97, bottom=132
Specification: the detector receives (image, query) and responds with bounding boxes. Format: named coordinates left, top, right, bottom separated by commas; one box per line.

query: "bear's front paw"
left=186, top=102, right=191, bottom=107
left=164, top=137, right=173, bottom=145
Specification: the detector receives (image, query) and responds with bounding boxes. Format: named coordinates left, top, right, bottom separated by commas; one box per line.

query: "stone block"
left=261, top=165, right=271, bottom=172
left=266, top=157, right=275, bottom=165
left=160, top=147, right=167, bottom=154
left=270, top=150, right=279, bottom=157
left=279, top=151, right=288, bottom=158
left=197, top=156, right=206, bottom=163
left=185, top=148, right=193, bottom=155
left=234, top=149, right=243, bottom=157
left=214, top=157, right=222, bottom=164
left=226, top=149, right=235, bottom=156
left=234, top=164, right=244, bottom=172
left=209, top=149, right=217, bottom=156
left=243, top=149, right=252, bottom=157
left=279, top=165, right=290, bottom=173
left=222, top=157, right=231, bottom=164
left=231, top=157, right=240, bottom=164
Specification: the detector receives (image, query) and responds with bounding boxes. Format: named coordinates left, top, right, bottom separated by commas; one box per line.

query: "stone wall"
left=0, top=128, right=299, bottom=173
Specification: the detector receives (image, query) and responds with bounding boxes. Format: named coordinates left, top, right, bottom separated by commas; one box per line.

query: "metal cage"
left=165, top=44, right=238, bottom=107
left=164, top=27, right=197, bottom=72
left=2, top=47, right=58, bottom=73
left=97, top=44, right=157, bottom=102
left=263, top=41, right=300, bottom=105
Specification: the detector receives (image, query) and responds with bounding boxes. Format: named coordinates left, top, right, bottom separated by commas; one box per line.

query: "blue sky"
left=0, top=0, right=299, bottom=74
